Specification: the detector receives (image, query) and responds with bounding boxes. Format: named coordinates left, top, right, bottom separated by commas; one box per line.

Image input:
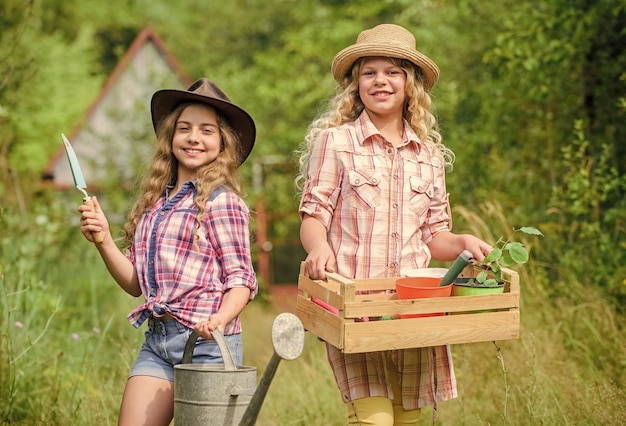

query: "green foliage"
left=0, top=0, right=103, bottom=208
left=10, top=29, right=102, bottom=171
left=546, top=119, right=626, bottom=299
left=474, top=227, right=543, bottom=286
left=0, top=203, right=142, bottom=425
left=439, top=0, right=626, bottom=223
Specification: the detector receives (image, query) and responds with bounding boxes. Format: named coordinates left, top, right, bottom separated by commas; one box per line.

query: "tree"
left=0, top=0, right=102, bottom=210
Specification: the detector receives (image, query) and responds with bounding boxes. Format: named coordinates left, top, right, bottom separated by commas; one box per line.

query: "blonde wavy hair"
left=295, top=57, right=454, bottom=190
left=123, top=102, right=242, bottom=248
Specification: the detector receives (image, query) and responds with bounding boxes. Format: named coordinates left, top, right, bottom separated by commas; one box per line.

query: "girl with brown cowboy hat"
left=78, top=78, right=258, bottom=426
left=297, top=24, right=492, bottom=425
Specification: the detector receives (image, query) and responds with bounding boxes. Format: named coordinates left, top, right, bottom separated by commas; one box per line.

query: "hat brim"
left=151, top=89, right=256, bottom=165
left=331, top=43, right=439, bottom=92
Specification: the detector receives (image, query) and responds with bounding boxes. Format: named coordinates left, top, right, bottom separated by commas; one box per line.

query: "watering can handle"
left=181, top=329, right=237, bottom=371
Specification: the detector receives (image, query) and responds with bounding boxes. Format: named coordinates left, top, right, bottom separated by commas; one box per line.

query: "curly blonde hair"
left=123, top=102, right=242, bottom=248
left=295, top=57, right=454, bottom=190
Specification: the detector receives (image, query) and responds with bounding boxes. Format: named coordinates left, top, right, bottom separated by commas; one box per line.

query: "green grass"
left=1, top=207, right=625, bottom=425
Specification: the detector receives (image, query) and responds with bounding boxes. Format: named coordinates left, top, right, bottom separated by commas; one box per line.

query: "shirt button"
left=372, top=178, right=377, bottom=184
left=160, top=211, right=165, bottom=216
left=393, top=203, right=398, bottom=209
left=355, top=178, right=361, bottom=184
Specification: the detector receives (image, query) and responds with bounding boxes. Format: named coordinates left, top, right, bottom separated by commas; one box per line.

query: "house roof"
left=45, top=26, right=192, bottom=190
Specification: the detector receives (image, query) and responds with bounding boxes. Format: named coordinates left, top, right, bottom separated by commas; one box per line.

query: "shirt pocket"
left=347, top=169, right=382, bottom=210
left=408, top=176, right=433, bottom=215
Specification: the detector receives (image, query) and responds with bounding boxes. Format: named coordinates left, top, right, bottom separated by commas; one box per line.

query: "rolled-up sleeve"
left=421, top=154, right=451, bottom=245
left=299, top=130, right=342, bottom=230
left=206, top=192, right=258, bottom=301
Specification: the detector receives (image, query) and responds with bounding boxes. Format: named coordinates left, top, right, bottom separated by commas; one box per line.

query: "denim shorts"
left=129, top=318, right=243, bottom=382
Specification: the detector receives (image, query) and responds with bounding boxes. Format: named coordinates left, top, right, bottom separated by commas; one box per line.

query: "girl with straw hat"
left=78, top=78, right=258, bottom=425
left=297, top=24, right=492, bottom=425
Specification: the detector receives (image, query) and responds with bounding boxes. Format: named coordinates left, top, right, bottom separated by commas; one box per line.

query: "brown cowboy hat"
left=331, top=24, right=440, bottom=92
left=151, top=78, right=256, bottom=165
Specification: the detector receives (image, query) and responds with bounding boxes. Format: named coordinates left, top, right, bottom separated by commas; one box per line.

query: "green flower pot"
left=451, top=278, right=505, bottom=313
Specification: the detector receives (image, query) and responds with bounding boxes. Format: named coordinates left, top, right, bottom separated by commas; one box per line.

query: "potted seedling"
left=452, top=226, right=543, bottom=296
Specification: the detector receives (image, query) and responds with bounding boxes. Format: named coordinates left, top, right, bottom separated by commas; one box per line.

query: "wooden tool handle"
left=84, top=197, right=104, bottom=243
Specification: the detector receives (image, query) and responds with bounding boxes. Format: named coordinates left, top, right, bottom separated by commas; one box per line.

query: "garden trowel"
left=61, top=133, right=104, bottom=243
left=439, top=250, right=473, bottom=286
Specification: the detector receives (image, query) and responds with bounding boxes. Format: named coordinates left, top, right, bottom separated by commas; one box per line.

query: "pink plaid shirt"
left=299, top=111, right=456, bottom=409
left=127, top=182, right=257, bottom=335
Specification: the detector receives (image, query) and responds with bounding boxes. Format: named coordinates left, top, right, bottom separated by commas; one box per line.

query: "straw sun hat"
left=151, top=78, right=256, bottom=165
left=331, top=24, right=440, bottom=92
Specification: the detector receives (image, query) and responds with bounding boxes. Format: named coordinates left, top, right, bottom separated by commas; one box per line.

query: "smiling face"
left=358, top=57, right=407, bottom=121
left=171, top=103, right=222, bottom=183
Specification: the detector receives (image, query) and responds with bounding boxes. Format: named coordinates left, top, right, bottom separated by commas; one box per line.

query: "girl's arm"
left=424, top=153, right=491, bottom=264
left=78, top=196, right=141, bottom=297
left=195, top=192, right=257, bottom=339
left=298, top=129, right=341, bottom=280
left=194, top=287, right=251, bottom=337
left=427, top=230, right=492, bottom=263
left=300, top=214, right=336, bottom=280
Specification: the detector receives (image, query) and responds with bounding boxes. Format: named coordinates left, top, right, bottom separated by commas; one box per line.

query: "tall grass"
left=1, top=201, right=625, bottom=425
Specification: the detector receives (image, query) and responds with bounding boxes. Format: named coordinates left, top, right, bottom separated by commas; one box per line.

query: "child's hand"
left=304, top=242, right=337, bottom=280
left=461, top=235, right=492, bottom=263
left=194, top=314, right=226, bottom=339
left=77, top=196, right=109, bottom=243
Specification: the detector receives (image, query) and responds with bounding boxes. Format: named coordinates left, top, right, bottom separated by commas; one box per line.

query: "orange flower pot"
left=395, top=277, right=452, bottom=318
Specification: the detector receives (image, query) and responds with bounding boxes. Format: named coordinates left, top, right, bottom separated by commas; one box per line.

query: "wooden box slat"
left=296, top=295, right=344, bottom=348
left=341, top=311, right=520, bottom=353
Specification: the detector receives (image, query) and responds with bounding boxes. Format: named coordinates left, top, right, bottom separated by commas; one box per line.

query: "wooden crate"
left=296, top=263, right=520, bottom=353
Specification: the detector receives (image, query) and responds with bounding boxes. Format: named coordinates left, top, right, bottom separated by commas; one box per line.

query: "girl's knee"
left=392, top=404, right=420, bottom=425
left=346, top=397, right=393, bottom=426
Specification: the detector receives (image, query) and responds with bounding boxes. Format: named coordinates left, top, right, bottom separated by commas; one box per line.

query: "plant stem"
left=493, top=341, right=509, bottom=424
left=11, top=297, right=60, bottom=364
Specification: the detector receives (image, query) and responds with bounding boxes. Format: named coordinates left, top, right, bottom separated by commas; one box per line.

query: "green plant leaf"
left=500, top=252, right=514, bottom=267
left=488, top=262, right=503, bottom=282
left=483, top=248, right=502, bottom=263
left=484, top=278, right=500, bottom=286
left=477, top=271, right=488, bottom=283
left=518, top=226, right=543, bottom=236
left=506, top=242, right=529, bottom=263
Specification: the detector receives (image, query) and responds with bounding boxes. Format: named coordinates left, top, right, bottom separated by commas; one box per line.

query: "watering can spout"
left=238, top=313, right=305, bottom=426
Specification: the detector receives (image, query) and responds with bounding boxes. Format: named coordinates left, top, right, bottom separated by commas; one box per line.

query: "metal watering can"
left=174, top=313, right=305, bottom=426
